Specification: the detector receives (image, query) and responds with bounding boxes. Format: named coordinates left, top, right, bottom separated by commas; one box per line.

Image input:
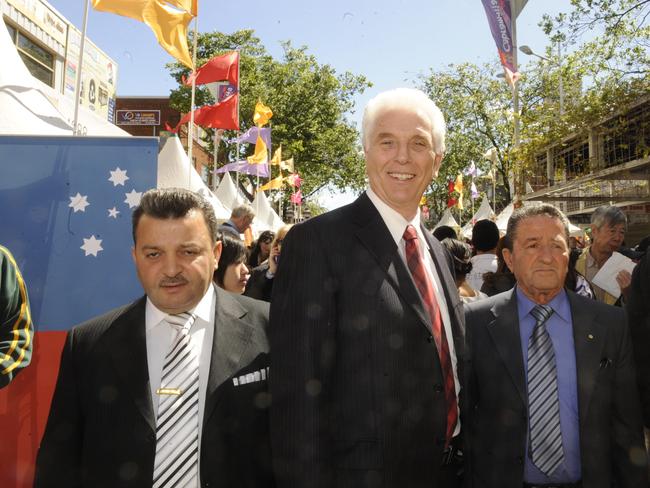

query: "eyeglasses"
left=261, top=236, right=274, bottom=243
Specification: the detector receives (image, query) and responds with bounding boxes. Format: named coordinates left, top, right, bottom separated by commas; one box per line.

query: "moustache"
left=159, top=276, right=188, bottom=287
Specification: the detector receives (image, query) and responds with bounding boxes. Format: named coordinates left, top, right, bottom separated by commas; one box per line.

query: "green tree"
left=167, top=30, right=370, bottom=203
left=419, top=62, right=515, bottom=222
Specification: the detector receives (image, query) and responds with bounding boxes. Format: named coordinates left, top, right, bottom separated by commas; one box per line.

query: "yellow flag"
left=247, top=135, right=268, bottom=165
left=419, top=195, right=427, bottom=206
left=253, top=101, right=273, bottom=127
left=270, top=146, right=282, bottom=166
left=92, top=0, right=194, bottom=68
left=258, top=176, right=285, bottom=192
left=454, top=174, right=464, bottom=210
left=280, top=157, right=294, bottom=173
left=166, top=0, right=197, bottom=15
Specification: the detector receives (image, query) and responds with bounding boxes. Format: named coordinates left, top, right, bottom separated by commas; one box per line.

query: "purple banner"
left=481, top=0, right=519, bottom=83
left=216, top=160, right=270, bottom=177
left=229, top=126, right=272, bottom=147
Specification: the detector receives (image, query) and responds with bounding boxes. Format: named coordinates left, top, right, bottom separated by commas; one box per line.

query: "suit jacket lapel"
left=203, top=288, right=254, bottom=426
left=569, top=292, right=606, bottom=430
left=487, top=289, right=527, bottom=404
left=352, top=194, right=432, bottom=335
left=105, top=297, right=156, bottom=431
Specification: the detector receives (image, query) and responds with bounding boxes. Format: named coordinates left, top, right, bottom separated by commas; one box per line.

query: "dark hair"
left=214, top=233, right=248, bottom=286
left=248, top=230, right=275, bottom=267
left=433, top=225, right=457, bottom=241
left=471, top=219, right=500, bottom=252
left=503, top=204, right=570, bottom=252
left=441, top=238, right=473, bottom=278
left=132, top=188, right=218, bottom=244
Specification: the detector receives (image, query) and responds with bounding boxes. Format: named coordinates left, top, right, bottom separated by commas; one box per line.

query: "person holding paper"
left=575, top=206, right=631, bottom=305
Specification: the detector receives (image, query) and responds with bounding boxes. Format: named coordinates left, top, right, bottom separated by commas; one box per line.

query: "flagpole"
left=187, top=17, right=199, bottom=186
left=72, top=0, right=90, bottom=135
left=235, top=51, right=241, bottom=196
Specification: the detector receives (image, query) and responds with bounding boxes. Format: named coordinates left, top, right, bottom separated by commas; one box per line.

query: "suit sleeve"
left=610, top=307, right=649, bottom=487
left=0, top=246, right=33, bottom=388
left=34, top=330, right=83, bottom=488
left=269, top=223, right=337, bottom=488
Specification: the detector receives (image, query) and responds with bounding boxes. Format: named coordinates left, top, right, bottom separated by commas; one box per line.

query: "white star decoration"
left=124, top=189, right=142, bottom=209
left=69, top=193, right=90, bottom=213
left=108, top=207, right=120, bottom=218
left=108, top=167, right=129, bottom=186
left=80, top=235, right=103, bottom=257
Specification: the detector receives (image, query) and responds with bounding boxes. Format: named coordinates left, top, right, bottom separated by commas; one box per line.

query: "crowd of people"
left=3, top=87, right=650, bottom=487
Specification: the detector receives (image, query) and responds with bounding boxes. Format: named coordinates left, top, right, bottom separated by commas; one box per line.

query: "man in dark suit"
left=35, top=188, right=274, bottom=488
left=269, top=88, right=466, bottom=488
left=465, top=203, right=647, bottom=488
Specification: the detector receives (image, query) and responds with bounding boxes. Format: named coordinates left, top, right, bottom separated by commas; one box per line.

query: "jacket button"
left=516, top=456, right=523, bottom=465
left=433, top=384, right=443, bottom=393
left=427, top=335, right=434, bottom=343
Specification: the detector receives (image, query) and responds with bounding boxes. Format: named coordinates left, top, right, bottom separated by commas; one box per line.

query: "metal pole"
left=510, top=0, right=521, bottom=200
left=187, top=17, right=198, bottom=184
left=72, top=0, right=90, bottom=135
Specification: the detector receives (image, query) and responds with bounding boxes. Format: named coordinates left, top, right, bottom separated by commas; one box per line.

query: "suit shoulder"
left=289, top=199, right=358, bottom=235
left=70, top=297, right=144, bottom=342
left=569, top=290, right=624, bottom=319
left=231, top=292, right=270, bottom=318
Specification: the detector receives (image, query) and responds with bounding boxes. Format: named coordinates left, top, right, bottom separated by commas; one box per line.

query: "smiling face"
left=364, top=106, right=443, bottom=219
left=503, top=215, right=570, bottom=304
left=132, top=210, right=220, bottom=314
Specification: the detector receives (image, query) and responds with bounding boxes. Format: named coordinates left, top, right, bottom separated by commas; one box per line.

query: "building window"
left=552, top=137, right=589, bottom=180
left=602, top=102, right=650, bottom=167
left=4, top=21, right=55, bottom=87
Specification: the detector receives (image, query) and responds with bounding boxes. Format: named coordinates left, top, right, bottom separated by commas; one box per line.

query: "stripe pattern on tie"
left=153, top=312, right=199, bottom=488
left=527, top=304, right=564, bottom=476
left=403, top=225, right=458, bottom=446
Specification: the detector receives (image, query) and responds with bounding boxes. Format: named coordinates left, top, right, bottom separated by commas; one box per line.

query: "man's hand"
left=616, top=269, right=632, bottom=300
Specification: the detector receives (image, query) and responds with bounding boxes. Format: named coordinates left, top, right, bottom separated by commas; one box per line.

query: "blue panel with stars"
left=0, top=135, right=158, bottom=331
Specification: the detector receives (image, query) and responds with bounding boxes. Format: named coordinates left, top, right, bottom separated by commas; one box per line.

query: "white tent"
left=214, top=171, right=245, bottom=210
left=461, top=197, right=496, bottom=238
left=158, top=136, right=230, bottom=219
left=250, top=190, right=286, bottom=233
left=0, top=21, right=128, bottom=136
left=434, top=208, right=460, bottom=232
left=495, top=203, right=515, bottom=234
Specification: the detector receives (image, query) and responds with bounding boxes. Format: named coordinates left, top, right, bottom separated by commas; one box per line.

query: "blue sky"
left=47, top=0, right=570, bottom=207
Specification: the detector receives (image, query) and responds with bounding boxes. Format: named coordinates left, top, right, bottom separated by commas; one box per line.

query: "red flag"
left=447, top=180, right=457, bottom=208
left=290, top=190, right=303, bottom=205
left=184, top=51, right=239, bottom=87
left=286, top=173, right=302, bottom=188
left=175, top=94, right=239, bottom=131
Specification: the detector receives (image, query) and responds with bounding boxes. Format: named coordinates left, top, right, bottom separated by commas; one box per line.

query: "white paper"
left=591, top=252, right=637, bottom=298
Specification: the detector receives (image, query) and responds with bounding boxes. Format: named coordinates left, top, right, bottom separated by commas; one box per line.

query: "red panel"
left=0, top=331, right=66, bottom=487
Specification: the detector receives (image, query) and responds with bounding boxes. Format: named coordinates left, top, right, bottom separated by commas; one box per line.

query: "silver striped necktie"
left=527, top=304, right=565, bottom=476
left=153, top=312, right=199, bottom=488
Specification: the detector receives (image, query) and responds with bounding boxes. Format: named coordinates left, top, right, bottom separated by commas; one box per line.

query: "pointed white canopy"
left=214, top=172, right=245, bottom=211
left=0, top=23, right=128, bottom=136
left=158, top=137, right=230, bottom=219
left=461, top=197, right=496, bottom=238
left=434, top=208, right=460, bottom=231
left=250, top=190, right=286, bottom=233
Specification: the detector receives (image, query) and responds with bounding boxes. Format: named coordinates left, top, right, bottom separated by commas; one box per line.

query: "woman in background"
left=214, top=233, right=250, bottom=294
left=248, top=230, right=275, bottom=269
left=245, top=225, right=292, bottom=302
left=441, top=238, right=487, bottom=303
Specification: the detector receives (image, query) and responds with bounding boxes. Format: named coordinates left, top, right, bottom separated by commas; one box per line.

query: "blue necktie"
left=527, top=304, right=565, bottom=476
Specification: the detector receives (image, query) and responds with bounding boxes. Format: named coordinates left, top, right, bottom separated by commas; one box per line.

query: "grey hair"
left=231, top=204, right=255, bottom=220
left=503, top=204, right=570, bottom=251
left=361, top=88, right=446, bottom=155
left=590, top=205, right=626, bottom=229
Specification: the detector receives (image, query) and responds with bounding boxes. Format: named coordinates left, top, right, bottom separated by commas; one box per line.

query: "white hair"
left=361, top=88, right=446, bottom=155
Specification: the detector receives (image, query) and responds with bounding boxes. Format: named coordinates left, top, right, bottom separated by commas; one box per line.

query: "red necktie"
left=403, top=225, right=457, bottom=445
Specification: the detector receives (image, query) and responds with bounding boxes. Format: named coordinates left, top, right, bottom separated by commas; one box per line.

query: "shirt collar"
left=515, top=286, right=571, bottom=323
left=366, top=188, right=423, bottom=246
left=146, top=283, right=216, bottom=330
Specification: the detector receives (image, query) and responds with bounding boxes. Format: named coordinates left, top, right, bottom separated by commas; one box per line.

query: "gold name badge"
left=156, top=388, right=182, bottom=396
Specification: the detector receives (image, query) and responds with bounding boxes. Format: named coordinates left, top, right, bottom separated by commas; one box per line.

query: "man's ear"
left=502, top=247, right=513, bottom=272
left=131, top=246, right=136, bottom=263
left=213, top=241, right=223, bottom=269
left=432, top=153, right=444, bottom=178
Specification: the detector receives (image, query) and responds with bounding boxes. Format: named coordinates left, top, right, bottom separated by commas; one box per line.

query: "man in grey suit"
left=269, top=88, right=466, bottom=488
left=465, top=203, right=647, bottom=488
left=35, top=188, right=274, bottom=488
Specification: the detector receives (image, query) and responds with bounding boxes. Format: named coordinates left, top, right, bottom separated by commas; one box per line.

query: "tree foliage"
left=419, top=62, right=514, bottom=221
left=167, top=30, right=371, bottom=202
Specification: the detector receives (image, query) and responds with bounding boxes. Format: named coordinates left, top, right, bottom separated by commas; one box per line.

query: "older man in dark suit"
left=465, top=204, right=647, bottom=488
left=269, top=88, right=466, bottom=488
left=35, top=188, right=274, bottom=488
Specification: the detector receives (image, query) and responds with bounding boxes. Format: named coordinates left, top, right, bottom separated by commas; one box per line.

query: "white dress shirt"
left=367, top=188, right=461, bottom=435
left=145, top=284, right=216, bottom=453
